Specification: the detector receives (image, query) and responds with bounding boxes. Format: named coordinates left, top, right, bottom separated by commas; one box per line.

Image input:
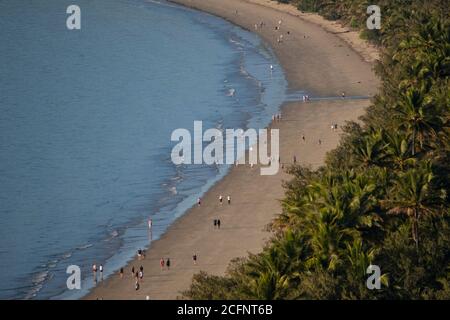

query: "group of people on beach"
left=255, top=20, right=266, bottom=30
left=137, top=248, right=146, bottom=260
left=272, top=113, right=282, bottom=121
left=275, top=19, right=291, bottom=44
left=160, top=257, right=171, bottom=271
left=253, top=17, right=290, bottom=44
left=92, top=263, right=104, bottom=283
left=111, top=265, right=146, bottom=291
left=198, top=194, right=231, bottom=206
left=213, top=219, right=222, bottom=229
left=302, top=133, right=324, bottom=145
left=218, top=194, right=231, bottom=205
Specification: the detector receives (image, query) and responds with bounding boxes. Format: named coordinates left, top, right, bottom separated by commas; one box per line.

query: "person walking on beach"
left=318, top=139, right=322, bottom=146
left=119, top=268, right=123, bottom=279
left=92, top=264, right=97, bottom=283
left=217, top=219, right=221, bottom=229
left=302, top=134, right=306, bottom=142
left=219, top=195, right=223, bottom=205
left=99, top=264, right=103, bottom=281
left=160, top=258, right=165, bottom=271
left=293, top=155, right=297, bottom=164
left=166, top=258, right=171, bottom=270
left=135, top=280, right=140, bottom=291
left=148, top=218, right=152, bottom=230
left=214, top=219, right=217, bottom=229
left=139, top=265, right=144, bottom=279
left=131, top=266, right=135, bottom=277
left=193, top=253, right=198, bottom=265
left=227, top=195, right=231, bottom=205
left=341, top=91, right=346, bottom=98
left=197, top=197, right=201, bottom=206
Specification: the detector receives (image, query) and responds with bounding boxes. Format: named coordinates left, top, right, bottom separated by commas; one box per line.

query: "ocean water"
left=0, top=0, right=287, bottom=299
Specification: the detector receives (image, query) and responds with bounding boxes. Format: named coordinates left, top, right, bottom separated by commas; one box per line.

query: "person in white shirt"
left=99, top=264, right=103, bottom=281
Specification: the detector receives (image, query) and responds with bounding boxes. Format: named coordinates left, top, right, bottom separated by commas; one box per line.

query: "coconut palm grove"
left=184, top=0, right=450, bottom=299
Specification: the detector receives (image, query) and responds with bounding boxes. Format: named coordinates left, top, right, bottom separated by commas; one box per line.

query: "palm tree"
left=303, top=170, right=382, bottom=270
left=385, top=131, right=416, bottom=170
left=243, top=249, right=290, bottom=300
left=395, top=88, right=438, bottom=155
left=396, top=14, right=450, bottom=80
left=353, top=129, right=389, bottom=167
left=383, top=162, right=436, bottom=250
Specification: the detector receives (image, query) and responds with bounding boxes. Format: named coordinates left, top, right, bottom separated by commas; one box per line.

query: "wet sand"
left=85, top=0, right=378, bottom=300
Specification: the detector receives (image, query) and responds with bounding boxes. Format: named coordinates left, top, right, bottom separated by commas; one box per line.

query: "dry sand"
left=85, top=0, right=379, bottom=300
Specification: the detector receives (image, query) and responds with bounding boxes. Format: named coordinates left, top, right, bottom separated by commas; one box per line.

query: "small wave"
left=33, top=271, right=49, bottom=284
left=227, top=88, right=236, bottom=97
left=24, top=271, right=50, bottom=299
left=169, top=186, right=177, bottom=195
left=103, top=230, right=120, bottom=242
left=145, top=0, right=180, bottom=10
left=239, top=65, right=252, bottom=78
left=47, top=259, right=58, bottom=268
left=170, top=175, right=182, bottom=181
left=76, top=243, right=93, bottom=250
left=62, top=252, right=72, bottom=259
left=229, top=38, right=244, bottom=47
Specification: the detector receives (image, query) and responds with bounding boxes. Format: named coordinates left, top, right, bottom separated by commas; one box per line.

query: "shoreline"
left=84, top=0, right=379, bottom=300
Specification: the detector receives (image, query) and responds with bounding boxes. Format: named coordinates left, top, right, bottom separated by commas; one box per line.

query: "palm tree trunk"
left=413, top=208, right=419, bottom=252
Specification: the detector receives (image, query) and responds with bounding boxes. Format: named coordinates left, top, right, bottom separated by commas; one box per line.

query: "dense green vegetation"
left=183, top=0, right=449, bottom=299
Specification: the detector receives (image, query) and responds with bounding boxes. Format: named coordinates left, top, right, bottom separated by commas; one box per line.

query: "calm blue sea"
left=0, top=0, right=287, bottom=299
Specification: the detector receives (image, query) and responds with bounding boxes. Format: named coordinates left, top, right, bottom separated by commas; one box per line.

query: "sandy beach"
left=85, top=0, right=378, bottom=300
